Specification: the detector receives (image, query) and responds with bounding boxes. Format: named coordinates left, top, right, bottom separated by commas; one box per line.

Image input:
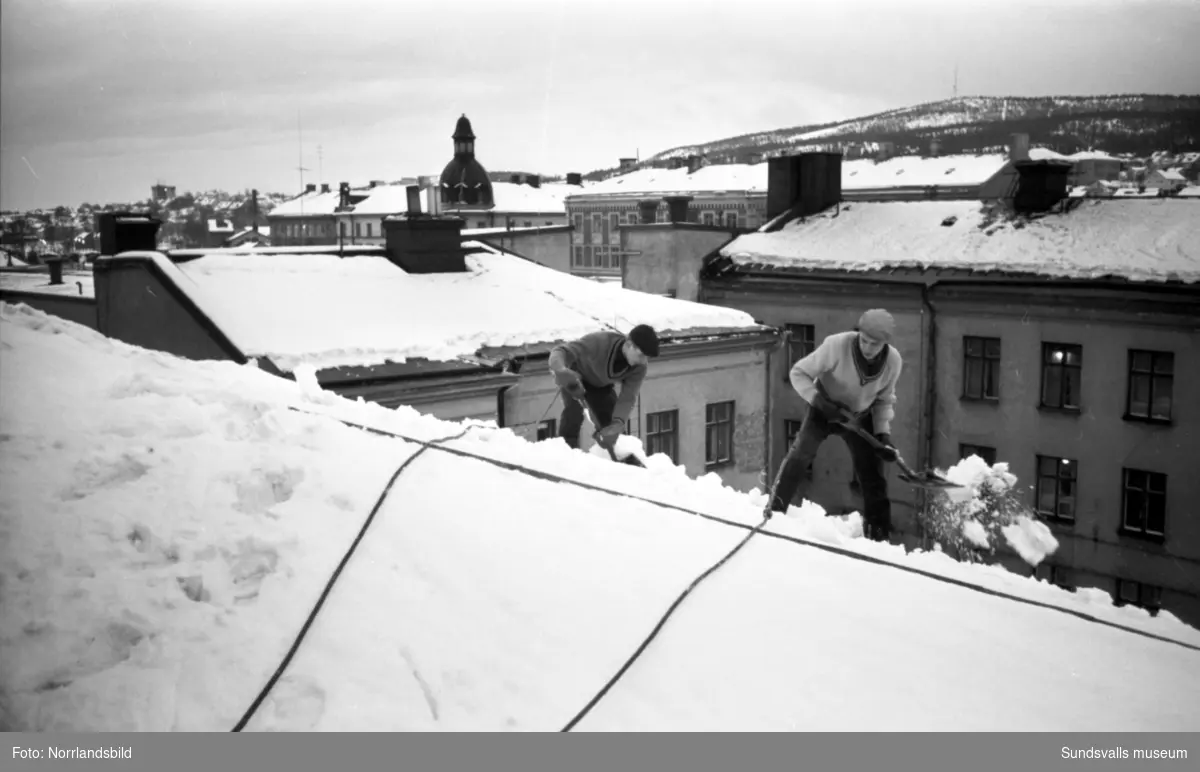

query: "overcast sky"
left=2, top=0, right=1198, bottom=210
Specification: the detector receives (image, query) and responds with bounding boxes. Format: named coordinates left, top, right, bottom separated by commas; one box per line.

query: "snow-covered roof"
left=1154, top=170, right=1187, bottom=181
left=719, top=199, right=1200, bottom=284
left=570, top=163, right=768, bottom=198
left=466, top=181, right=573, bottom=214
left=0, top=269, right=95, bottom=297
left=842, top=153, right=1007, bottom=189
left=4, top=301, right=1199, bottom=732
left=1067, top=150, right=1122, bottom=162
left=340, top=184, right=426, bottom=216
left=128, top=244, right=763, bottom=372
left=1179, top=186, right=1200, bottom=198
left=269, top=190, right=343, bottom=217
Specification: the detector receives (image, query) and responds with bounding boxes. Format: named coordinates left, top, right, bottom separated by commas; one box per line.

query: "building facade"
left=694, top=152, right=1200, bottom=625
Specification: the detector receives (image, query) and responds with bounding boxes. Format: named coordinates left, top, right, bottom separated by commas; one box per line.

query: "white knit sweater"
left=789, top=331, right=903, bottom=434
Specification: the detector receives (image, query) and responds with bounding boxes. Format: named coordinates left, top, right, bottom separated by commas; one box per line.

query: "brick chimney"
left=305, top=183, right=317, bottom=193
left=383, top=208, right=469, bottom=273
left=510, top=173, right=523, bottom=184
left=638, top=199, right=659, bottom=224
left=1011, top=161, right=1071, bottom=214
left=566, top=172, right=583, bottom=186
left=619, top=157, right=637, bottom=172
left=747, top=151, right=764, bottom=165
left=766, top=152, right=843, bottom=222
left=97, top=212, right=162, bottom=255
left=668, top=157, right=686, bottom=170
left=687, top=155, right=702, bottom=174
left=526, top=174, right=540, bottom=188
left=875, top=141, right=895, bottom=163
left=663, top=195, right=693, bottom=223
left=320, top=183, right=331, bottom=193
left=1009, top=133, right=1030, bottom=162
left=338, top=182, right=351, bottom=211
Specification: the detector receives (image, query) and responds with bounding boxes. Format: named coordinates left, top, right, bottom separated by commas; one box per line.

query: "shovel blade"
left=898, top=469, right=963, bottom=489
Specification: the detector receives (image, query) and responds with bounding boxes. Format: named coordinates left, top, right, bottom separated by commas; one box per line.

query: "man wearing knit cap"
left=548, top=324, right=660, bottom=452
left=765, top=309, right=903, bottom=542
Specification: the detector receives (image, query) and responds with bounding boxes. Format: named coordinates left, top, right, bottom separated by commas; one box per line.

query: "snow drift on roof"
left=720, top=199, right=1200, bottom=284
left=571, top=164, right=767, bottom=198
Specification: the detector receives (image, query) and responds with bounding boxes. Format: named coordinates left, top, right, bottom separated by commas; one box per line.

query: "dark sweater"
left=548, top=331, right=648, bottom=424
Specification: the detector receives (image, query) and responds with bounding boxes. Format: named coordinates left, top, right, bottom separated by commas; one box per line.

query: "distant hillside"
left=588, top=95, right=1200, bottom=177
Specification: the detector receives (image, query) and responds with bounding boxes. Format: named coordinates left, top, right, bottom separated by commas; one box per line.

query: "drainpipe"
left=497, top=385, right=511, bottom=428
left=918, top=282, right=940, bottom=546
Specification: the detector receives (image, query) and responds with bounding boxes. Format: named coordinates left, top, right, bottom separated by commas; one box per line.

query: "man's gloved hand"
left=553, top=369, right=585, bottom=398
left=810, top=391, right=847, bottom=421
left=596, top=420, right=624, bottom=447
left=874, top=433, right=899, bottom=462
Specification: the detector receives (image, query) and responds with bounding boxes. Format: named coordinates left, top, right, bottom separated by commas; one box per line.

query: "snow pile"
left=3, top=302, right=1199, bottom=733
left=921, top=455, right=1058, bottom=566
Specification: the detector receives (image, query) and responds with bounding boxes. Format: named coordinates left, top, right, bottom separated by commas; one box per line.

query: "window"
left=1041, top=343, right=1082, bottom=409
left=366, top=223, right=373, bottom=238
left=626, top=211, right=639, bottom=224
left=701, top=211, right=716, bottom=226
left=609, top=213, right=620, bottom=231
left=959, top=443, right=997, bottom=465
left=724, top=211, right=739, bottom=229
left=545, top=221, right=554, bottom=226
left=476, top=220, right=487, bottom=228
left=784, top=419, right=804, bottom=448
left=1035, top=456, right=1076, bottom=522
left=705, top=401, right=735, bottom=467
left=572, top=213, right=584, bottom=240
left=1115, top=579, right=1162, bottom=612
left=963, top=336, right=1001, bottom=400
left=339, top=222, right=346, bottom=238
left=1126, top=350, right=1173, bottom=422
left=536, top=419, right=557, bottom=441
left=592, top=213, right=603, bottom=239
left=1035, top=563, right=1072, bottom=589
left=645, top=410, right=679, bottom=463
left=1121, top=469, right=1166, bottom=538
left=785, top=324, right=815, bottom=380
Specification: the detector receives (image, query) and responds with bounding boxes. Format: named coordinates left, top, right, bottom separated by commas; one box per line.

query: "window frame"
left=1124, top=349, right=1174, bottom=424
left=1120, top=468, right=1167, bottom=541
left=784, top=324, right=816, bottom=382
left=1035, top=455, right=1077, bottom=522
left=704, top=400, right=735, bottom=468
left=959, top=443, right=997, bottom=466
left=645, top=409, right=679, bottom=463
left=536, top=419, right=557, bottom=441
left=1040, top=342, right=1083, bottom=411
left=962, top=335, right=1001, bottom=401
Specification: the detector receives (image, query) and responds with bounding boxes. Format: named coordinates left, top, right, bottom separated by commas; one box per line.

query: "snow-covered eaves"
left=718, top=199, right=1200, bottom=285
left=123, top=243, right=765, bottom=373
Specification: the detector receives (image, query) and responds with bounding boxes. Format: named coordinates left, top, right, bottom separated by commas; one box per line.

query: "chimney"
left=47, top=256, right=64, bottom=285
left=1011, top=162, right=1071, bottom=214
left=510, top=173, right=523, bottom=184
left=566, top=172, right=583, bottom=186
left=369, top=180, right=385, bottom=188
left=747, top=151, right=764, bottom=165
left=638, top=199, right=659, bottom=224
left=405, top=185, right=422, bottom=215
left=875, top=141, right=895, bottom=162
left=619, top=157, right=637, bottom=172
left=668, top=157, right=686, bottom=170
left=928, top=137, right=941, bottom=157
left=1009, top=133, right=1030, bottom=162
left=383, top=214, right=469, bottom=273
left=766, top=152, right=843, bottom=221
left=526, top=174, right=540, bottom=188
left=250, top=189, right=260, bottom=232
left=687, top=154, right=702, bottom=174
left=663, top=195, right=693, bottom=223
left=305, top=183, right=317, bottom=193
left=338, top=182, right=351, bottom=210
left=320, top=183, right=331, bottom=193
left=97, top=211, right=162, bottom=255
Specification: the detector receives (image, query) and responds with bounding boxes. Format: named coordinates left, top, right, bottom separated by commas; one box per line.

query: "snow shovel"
left=831, top=418, right=962, bottom=490
left=575, top=396, right=645, bottom=468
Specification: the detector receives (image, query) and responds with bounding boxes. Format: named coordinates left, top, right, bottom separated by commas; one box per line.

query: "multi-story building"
left=691, top=152, right=1200, bottom=625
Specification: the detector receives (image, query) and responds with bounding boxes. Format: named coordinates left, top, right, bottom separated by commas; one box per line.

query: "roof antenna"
left=296, top=110, right=309, bottom=241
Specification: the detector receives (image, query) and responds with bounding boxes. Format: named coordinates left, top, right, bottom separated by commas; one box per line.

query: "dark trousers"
left=766, top=409, right=893, bottom=540
left=559, top=383, right=617, bottom=449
